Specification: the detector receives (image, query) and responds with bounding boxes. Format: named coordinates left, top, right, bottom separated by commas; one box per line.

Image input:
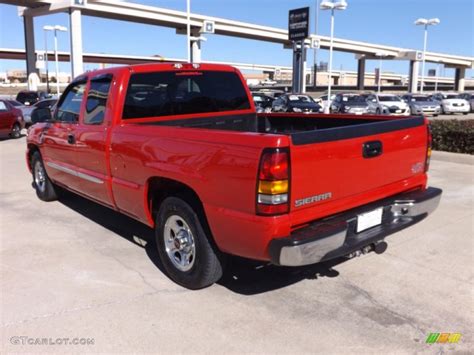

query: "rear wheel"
left=462, top=112, right=468, bottom=115
left=31, top=152, right=58, bottom=201
left=155, top=197, right=224, bottom=289
left=10, top=123, right=21, bottom=139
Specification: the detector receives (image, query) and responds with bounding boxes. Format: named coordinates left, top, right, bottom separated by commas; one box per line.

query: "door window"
left=55, top=82, right=86, bottom=123
left=84, top=75, right=113, bottom=125
left=0, top=101, right=8, bottom=111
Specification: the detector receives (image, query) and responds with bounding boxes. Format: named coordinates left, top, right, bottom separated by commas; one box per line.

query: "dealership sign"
left=288, top=7, right=310, bottom=41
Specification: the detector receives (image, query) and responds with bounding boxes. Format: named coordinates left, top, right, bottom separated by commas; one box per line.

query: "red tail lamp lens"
left=259, top=150, right=289, bottom=180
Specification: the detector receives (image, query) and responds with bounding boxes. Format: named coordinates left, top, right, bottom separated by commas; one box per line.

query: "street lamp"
left=320, top=0, right=347, bottom=113
left=42, top=26, right=53, bottom=94
left=375, top=52, right=387, bottom=94
left=414, top=17, right=440, bottom=93
left=44, top=25, right=67, bottom=95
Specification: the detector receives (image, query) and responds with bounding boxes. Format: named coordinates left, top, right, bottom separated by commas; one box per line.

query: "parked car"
left=0, top=99, right=25, bottom=139
left=27, top=63, right=441, bottom=289
left=459, top=92, right=474, bottom=112
left=318, top=93, right=335, bottom=112
left=22, top=98, right=58, bottom=127
left=401, top=94, right=441, bottom=116
left=261, top=78, right=277, bottom=86
left=430, top=93, right=470, bottom=115
left=331, top=93, right=370, bottom=114
left=16, top=90, right=50, bottom=106
left=252, top=93, right=274, bottom=113
left=272, top=93, right=322, bottom=113
left=6, top=99, right=29, bottom=117
left=366, top=94, right=410, bottom=116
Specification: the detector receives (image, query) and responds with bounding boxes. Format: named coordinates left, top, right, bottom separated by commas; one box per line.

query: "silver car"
left=402, top=94, right=441, bottom=116
left=459, top=93, right=474, bottom=112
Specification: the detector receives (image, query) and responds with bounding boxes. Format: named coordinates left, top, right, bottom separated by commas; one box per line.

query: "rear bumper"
left=268, top=187, right=442, bottom=266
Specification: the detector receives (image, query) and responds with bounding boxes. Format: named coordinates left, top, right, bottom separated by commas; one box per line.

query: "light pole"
left=320, top=0, right=347, bottom=113
left=42, top=26, right=52, bottom=94
left=44, top=25, right=67, bottom=96
left=186, top=0, right=191, bottom=62
left=312, top=0, right=320, bottom=87
left=375, top=52, right=387, bottom=94
left=414, top=18, right=440, bottom=93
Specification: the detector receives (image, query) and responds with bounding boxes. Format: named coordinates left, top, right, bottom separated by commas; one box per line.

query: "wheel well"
left=147, top=177, right=220, bottom=249
left=147, top=177, right=205, bottom=223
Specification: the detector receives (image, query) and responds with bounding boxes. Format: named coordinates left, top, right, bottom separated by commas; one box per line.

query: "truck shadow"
left=56, top=190, right=348, bottom=295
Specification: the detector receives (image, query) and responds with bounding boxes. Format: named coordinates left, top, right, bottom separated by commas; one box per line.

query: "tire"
left=462, top=112, right=468, bottom=115
left=433, top=114, right=439, bottom=117
left=31, top=152, right=58, bottom=201
left=376, top=108, right=381, bottom=115
left=10, top=123, right=21, bottom=139
left=155, top=197, right=224, bottom=289
left=441, top=106, right=446, bottom=114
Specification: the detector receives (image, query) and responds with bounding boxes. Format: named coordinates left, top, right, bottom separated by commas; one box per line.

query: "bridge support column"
left=23, top=15, right=37, bottom=90
left=356, top=58, right=365, bottom=90
left=408, top=60, right=419, bottom=93
left=454, top=67, right=466, bottom=92
left=69, top=8, right=84, bottom=78
left=190, top=39, right=201, bottom=63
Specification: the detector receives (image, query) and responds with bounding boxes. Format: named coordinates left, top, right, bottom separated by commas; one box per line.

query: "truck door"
left=41, top=80, right=86, bottom=189
left=72, top=74, right=115, bottom=206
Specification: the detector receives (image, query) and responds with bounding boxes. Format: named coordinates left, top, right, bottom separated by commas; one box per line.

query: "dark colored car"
left=252, top=93, right=274, bottom=113
left=16, top=91, right=50, bottom=106
left=0, top=99, right=25, bottom=139
left=272, top=93, right=322, bottom=113
left=332, top=93, right=370, bottom=114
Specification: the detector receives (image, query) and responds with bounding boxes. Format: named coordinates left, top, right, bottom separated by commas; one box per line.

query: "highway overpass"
left=1, top=0, right=473, bottom=91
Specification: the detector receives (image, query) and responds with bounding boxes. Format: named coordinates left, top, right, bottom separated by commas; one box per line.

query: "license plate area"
left=356, top=208, right=383, bottom=233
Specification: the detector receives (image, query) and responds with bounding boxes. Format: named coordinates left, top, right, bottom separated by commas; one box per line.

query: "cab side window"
left=56, top=81, right=86, bottom=123
left=84, top=75, right=113, bottom=125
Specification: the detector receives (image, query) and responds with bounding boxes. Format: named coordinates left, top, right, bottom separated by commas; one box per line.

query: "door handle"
left=363, top=140, right=383, bottom=158
left=67, top=133, right=76, bottom=145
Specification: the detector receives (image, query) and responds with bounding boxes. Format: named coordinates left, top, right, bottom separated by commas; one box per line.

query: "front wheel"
left=10, top=123, right=21, bottom=139
left=155, top=197, right=225, bottom=289
left=31, top=152, right=58, bottom=201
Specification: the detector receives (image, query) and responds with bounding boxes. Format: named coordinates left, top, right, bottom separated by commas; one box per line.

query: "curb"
left=431, top=150, right=474, bottom=165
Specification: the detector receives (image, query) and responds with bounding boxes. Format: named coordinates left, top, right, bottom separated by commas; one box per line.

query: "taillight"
left=425, top=124, right=432, bottom=172
left=256, top=148, right=290, bottom=215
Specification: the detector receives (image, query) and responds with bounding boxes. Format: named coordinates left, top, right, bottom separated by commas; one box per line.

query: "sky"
left=0, top=0, right=473, bottom=78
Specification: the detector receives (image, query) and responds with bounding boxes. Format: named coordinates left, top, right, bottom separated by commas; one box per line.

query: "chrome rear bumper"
left=269, top=187, right=442, bottom=267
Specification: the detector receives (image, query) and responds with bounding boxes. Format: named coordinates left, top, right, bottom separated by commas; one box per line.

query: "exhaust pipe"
left=373, top=241, right=388, bottom=254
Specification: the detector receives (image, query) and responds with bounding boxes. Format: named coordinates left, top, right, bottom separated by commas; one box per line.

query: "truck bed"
left=155, top=112, right=423, bottom=145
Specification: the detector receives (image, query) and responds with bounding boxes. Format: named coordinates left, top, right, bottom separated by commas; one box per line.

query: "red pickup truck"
left=26, top=63, right=442, bottom=289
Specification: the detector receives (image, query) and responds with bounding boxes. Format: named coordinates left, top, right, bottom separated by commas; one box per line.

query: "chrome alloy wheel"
left=34, top=160, right=46, bottom=193
left=163, top=215, right=196, bottom=272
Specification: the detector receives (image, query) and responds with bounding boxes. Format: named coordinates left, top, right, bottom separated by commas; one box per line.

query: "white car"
left=431, top=93, right=470, bottom=115
left=366, top=94, right=410, bottom=116
left=317, top=94, right=335, bottom=112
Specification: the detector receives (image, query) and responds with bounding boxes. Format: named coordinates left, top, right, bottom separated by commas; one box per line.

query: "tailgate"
left=289, top=116, right=428, bottom=226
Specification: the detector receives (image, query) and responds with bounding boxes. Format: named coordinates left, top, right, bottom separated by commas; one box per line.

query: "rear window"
left=122, top=71, right=251, bottom=119
left=17, top=92, right=38, bottom=100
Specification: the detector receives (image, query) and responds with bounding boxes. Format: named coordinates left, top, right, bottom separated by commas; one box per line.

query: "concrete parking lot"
left=1, top=136, right=472, bottom=353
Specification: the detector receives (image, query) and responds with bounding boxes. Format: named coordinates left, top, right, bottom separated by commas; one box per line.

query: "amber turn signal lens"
left=258, top=180, right=288, bottom=194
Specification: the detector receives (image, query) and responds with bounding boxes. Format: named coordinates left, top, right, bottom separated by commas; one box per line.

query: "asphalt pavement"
left=1, top=136, right=472, bottom=353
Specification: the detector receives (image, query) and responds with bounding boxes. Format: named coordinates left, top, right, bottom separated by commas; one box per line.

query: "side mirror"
left=31, top=108, right=53, bottom=124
